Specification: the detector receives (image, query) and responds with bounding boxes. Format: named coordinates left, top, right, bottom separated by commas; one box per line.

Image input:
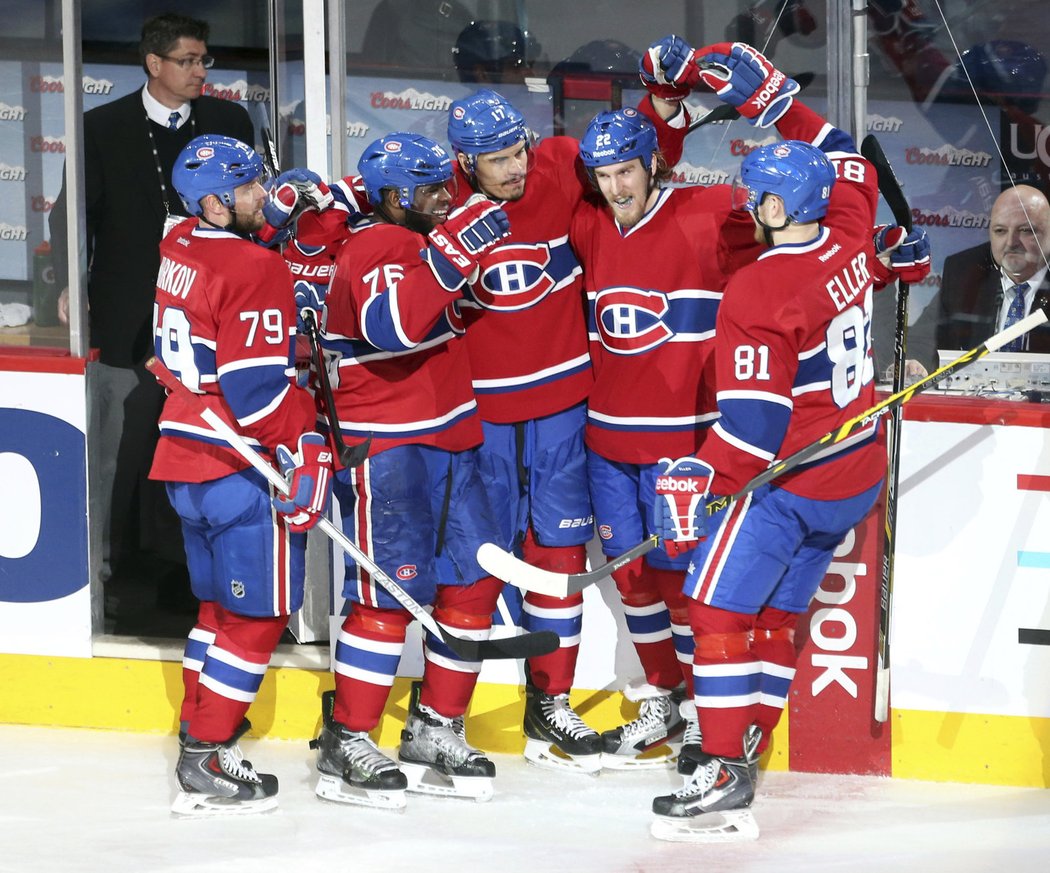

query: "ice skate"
left=601, top=682, right=686, bottom=770
left=398, top=682, right=495, bottom=802
left=522, top=684, right=602, bottom=774
left=651, top=727, right=762, bottom=842
left=675, top=698, right=703, bottom=775
left=172, top=719, right=278, bottom=817
left=312, top=690, right=407, bottom=810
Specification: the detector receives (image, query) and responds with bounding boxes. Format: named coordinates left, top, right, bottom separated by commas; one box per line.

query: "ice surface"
left=0, top=724, right=1047, bottom=873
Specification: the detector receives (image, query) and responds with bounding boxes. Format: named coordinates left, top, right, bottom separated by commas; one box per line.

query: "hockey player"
left=569, top=99, right=761, bottom=770
left=444, top=85, right=691, bottom=773
left=152, top=134, right=334, bottom=816
left=312, top=132, right=512, bottom=807
left=647, top=42, right=887, bottom=842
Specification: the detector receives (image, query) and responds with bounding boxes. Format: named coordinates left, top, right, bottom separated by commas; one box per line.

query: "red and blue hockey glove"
left=695, top=42, right=800, bottom=128
left=424, top=195, right=511, bottom=291
left=872, top=224, right=931, bottom=288
left=639, top=35, right=701, bottom=101
left=272, top=432, right=333, bottom=532
left=653, top=456, right=715, bottom=556
left=257, top=169, right=334, bottom=247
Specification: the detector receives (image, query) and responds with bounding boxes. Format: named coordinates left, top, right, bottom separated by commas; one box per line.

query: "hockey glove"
left=695, top=42, right=800, bottom=128
left=639, top=35, right=701, bottom=102
left=272, top=432, right=333, bottom=533
left=872, top=224, right=931, bottom=288
left=257, top=169, right=334, bottom=247
left=653, top=456, right=715, bottom=556
left=424, top=196, right=511, bottom=291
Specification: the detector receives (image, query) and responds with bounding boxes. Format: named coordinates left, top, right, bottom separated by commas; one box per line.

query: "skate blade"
left=523, top=739, right=602, bottom=775
left=315, top=774, right=407, bottom=811
left=601, top=745, right=677, bottom=771
left=171, top=790, right=278, bottom=818
left=649, top=809, right=759, bottom=843
left=400, top=762, right=494, bottom=802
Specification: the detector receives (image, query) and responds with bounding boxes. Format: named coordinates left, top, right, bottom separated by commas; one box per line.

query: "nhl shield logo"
left=230, top=579, right=246, bottom=599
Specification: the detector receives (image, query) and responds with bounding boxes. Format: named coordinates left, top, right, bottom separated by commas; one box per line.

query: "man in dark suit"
left=49, top=13, right=254, bottom=614
left=903, top=184, right=1050, bottom=374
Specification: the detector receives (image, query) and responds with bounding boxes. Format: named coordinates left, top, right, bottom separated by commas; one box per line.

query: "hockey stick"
left=478, top=307, right=1049, bottom=597
left=300, top=309, right=371, bottom=468
left=260, top=127, right=280, bottom=180
left=861, top=133, right=911, bottom=723
left=146, top=356, right=558, bottom=661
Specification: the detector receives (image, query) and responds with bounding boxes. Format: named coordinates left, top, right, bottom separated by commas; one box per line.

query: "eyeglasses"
left=157, top=54, right=215, bottom=70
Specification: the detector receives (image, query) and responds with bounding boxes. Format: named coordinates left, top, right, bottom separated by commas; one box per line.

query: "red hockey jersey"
left=571, top=184, right=760, bottom=464
left=322, top=219, right=483, bottom=456
left=701, top=106, right=886, bottom=501
left=150, top=220, right=317, bottom=483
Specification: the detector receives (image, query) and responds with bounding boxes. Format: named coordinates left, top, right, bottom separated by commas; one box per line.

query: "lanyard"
left=144, top=109, right=196, bottom=216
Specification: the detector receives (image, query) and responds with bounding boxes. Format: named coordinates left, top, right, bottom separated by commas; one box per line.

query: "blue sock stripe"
left=333, top=637, right=403, bottom=680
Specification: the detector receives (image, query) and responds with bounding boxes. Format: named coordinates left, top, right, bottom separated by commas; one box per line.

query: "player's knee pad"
left=611, top=559, right=657, bottom=606
left=433, top=576, right=502, bottom=630
left=522, top=532, right=587, bottom=574
left=213, top=611, right=290, bottom=660
left=648, top=567, right=688, bottom=611
left=754, top=606, right=798, bottom=642
left=688, top=601, right=754, bottom=661
left=343, top=601, right=412, bottom=641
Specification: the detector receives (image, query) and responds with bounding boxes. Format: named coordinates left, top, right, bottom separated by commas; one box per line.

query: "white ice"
left=1, top=723, right=1047, bottom=873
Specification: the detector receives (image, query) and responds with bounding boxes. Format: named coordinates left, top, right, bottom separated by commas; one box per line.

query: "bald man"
left=904, top=184, right=1050, bottom=372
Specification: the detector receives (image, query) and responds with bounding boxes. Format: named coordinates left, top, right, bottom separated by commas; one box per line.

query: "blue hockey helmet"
left=578, top=108, right=658, bottom=169
left=733, top=140, right=835, bottom=223
left=357, top=133, right=454, bottom=209
left=447, top=89, right=529, bottom=161
left=172, top=134, right=266, bottom=216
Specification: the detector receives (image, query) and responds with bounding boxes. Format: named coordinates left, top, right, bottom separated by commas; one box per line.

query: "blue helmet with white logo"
left=357, top=133, right=454, bottom=208
left=172, top=134, right=265, bottom=216
left=447, top=89, right=528, bottom=162
left=735, top=140, right=835, bottom=223
left=578, top=108, right=658, bottom=169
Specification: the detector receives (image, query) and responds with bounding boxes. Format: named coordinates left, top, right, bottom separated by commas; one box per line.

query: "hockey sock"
left=751, top=606, right=800, bottom=755
left=421, top=576, right=502, bottom=717
left=521, top=538, right=586, bottom=696
left=332, top=603, right=411, bottom=732
left=189, top=607, right=289, bottom=743
left=179, top=599, right=218, bottom=730
left=689, top=600, right=759, bottom=759
left=613, top=561, right=683, bottom=690
left=649, top=567, right=696, bottom=688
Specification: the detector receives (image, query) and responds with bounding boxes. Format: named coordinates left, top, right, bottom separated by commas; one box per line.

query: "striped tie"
left=1002, top=282, right=1030, bottom=352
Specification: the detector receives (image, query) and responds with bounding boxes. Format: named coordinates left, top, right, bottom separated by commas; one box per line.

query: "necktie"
left=167, top=111, right=181, bottom=130
left=1002, top=281, right=1030, bottom=352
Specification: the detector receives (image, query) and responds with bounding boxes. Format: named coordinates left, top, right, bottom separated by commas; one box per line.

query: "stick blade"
left=476, top=543, right=571, bottom=597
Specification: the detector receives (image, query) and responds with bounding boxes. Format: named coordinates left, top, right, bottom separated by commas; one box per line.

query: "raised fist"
left=639, top=35, right=701, bottom=102
left=872, top=224, right=931, bottom=287
left=695, top=41, right=800, bottom=128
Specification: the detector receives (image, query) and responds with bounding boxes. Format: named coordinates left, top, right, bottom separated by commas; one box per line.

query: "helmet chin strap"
left=753, top=212, right=792, bottom=248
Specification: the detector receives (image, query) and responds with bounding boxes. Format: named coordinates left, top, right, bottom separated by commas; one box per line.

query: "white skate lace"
left=343, top=732, right=399, bottom=775
left=219, top=743, right=261, bottom=784
left=673, top=756, right=719, bottom=799
left=419, top=705, right=481, bottom=766
left=619, top=695, right=672, bottom=741
left=543, top=694, right=598, bottom=740
left=682, top=717, right=702, bottom=747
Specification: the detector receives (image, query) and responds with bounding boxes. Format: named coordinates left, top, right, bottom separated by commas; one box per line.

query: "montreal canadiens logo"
left=396, top=564, right=417, bottom=580
left=594, top=286, right=673, bottom=354
left=598, top=524, right=613, bottom=540
left=452, top=106, right=465, bottom=119
left=384, top=140, right=402, bottom=153
left=622, top=107, right=638, bottom=118
left=773, top=144, right=791, bottom=158
left=195, top=146, right=215, bottom=159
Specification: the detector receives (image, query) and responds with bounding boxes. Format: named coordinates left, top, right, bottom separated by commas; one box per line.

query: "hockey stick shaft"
left=861, top=133, right=912, bottom=722
left=300, top=309, right=370, bottom=468
left=687, top=72, right=814, bottom=133
left=146, top=357, right=556, bottom=661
